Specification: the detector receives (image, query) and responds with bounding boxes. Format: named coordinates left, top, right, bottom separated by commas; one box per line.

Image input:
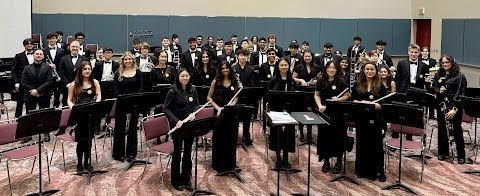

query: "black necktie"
left=409, top=61, right=417, bottom=65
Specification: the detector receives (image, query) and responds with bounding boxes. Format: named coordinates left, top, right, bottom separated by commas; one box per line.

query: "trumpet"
left=173, top=49, right=180, bottom=70
left=45, top=54, right=61, bottom=82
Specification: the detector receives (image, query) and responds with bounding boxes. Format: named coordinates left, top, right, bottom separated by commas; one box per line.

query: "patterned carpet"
left=0, top=100, right=479, bottom=196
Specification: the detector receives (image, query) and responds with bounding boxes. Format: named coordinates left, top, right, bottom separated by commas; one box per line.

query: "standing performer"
left=112, top=52, right=143, bottom=161
left=351, top=62, right=387, bottom=182
left=21, top=49, right=54, bottom=113
left=432, top=55, right=468, bottom=164
left=267, top=58, right=297, bottom=168
left=314, top=60, right=350, bottom=174
left=12, top=38, right=35, bottom=117
left=67, top=61, right=101, bottom=171
left=163, top=69, right=199, bottom=190
left=207, top=61, right=240, bottom=172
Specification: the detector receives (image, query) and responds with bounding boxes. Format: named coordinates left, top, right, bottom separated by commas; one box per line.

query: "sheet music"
left=267, top=111, right=297, bottom=124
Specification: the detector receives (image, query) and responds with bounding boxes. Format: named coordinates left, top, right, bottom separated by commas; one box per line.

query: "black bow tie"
left=261, top=52, right=266, bottom=55
left=190, top=51, right=196, bottom=54
left=409, top=61, right=417, bottom=65
left=104, top=61, right=112, bottom=64
left=49, top=47, right=56, bottom=50
left=141, top=56, right=147, bottom=59
left=71, top=55, right=78, bottom=58
left=27, top=52, right=33, bottom=55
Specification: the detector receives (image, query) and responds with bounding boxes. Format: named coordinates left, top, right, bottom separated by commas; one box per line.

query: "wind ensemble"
left=4, top=31, right=477, bottom=194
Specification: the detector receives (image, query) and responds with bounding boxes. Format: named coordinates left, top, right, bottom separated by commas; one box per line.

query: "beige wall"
left=412, top=0, right=480, bottom=87
left=33, top=0, right=412, bottom=19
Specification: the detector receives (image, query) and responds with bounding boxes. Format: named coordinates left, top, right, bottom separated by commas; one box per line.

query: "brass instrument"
left=173, top=49, right=180, bottom=70
left=139, top=56, right=155, bottom=72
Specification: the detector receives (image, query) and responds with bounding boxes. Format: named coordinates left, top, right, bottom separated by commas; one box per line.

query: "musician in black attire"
left=43, top=32, right=65, bottom=108
left=315, top=43, right=338, bottom=69
left=420, top=47, right=437, bottom=69
left=432, top=55, right=468, bottom=164
left=314, top=60, right=350, bottom=174
left=163, top=69, right=199, bottom=190
left=130, top=38, right=142, bottom=58
left=267, top=58, right=297, bottom=167
left=216, top=41, right=237, bottom=66
left=112, top=52, right=143, bottom=162
left=55, top=31, right=67, bottom=50
left=59, top=41, right=89, bottom=106
left=339, top=57, right=351, bottom=85
left=180, top=37, right=202, bottom=74
left=21, top=49, right=54, bottom=113
left=93, top=48, right=118, bottom=99
left=170, top=34, right=183, bottom=53
left=267, top=34, right=284, bottom=58
left=376, top=40, right=393, bottom=67
left=347, top=36, right=365, bottom=63
left=285, top=42, right=302, bottom=70
left=12, top=38, right=35, bottom=117
left=233, top=49, right=258, bottom=145
left=153, top=37, right=175, bottom=66
left=150, top=50, right=176, bottom=87
left=293, top=50, right=321, bottom=86
left=67, top=61, right=101, bottom=171
left=250, top=37, right=268, bottom=66
left=351, top=62, right=387, bottom=182
left=259, top=49, right=278, bottom=81
left=193, top=51, right=216, bottom=86
left=207, top=61, right=239, bottom=172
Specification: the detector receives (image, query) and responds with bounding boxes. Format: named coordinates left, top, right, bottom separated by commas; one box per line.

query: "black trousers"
left=61, top=86, right=69, bottom=107
left=112, top=111, right=139, bottom=160
left=25, top=96, right=50, bottom=113
left=437, top=107, right=465, bottom=159
left=171, top=132, right=193, bottom=187
left=14, top=88, right=25, bottom=118
left=51, top=81, right=62, bottom=107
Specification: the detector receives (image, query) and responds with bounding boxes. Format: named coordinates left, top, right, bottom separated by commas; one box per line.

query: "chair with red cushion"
left=0, top=104, right=9, bottom=120
left=140, top=113, right=173, bottom=184
left=0, top=120, right=51, bottom=194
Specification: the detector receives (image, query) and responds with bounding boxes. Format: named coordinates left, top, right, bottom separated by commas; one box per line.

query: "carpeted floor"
left=0, top=100, right=479, bottom=195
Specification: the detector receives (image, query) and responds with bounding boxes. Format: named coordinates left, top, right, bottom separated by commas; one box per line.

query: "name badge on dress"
left=369, top=95, right=374, bottom=100
left=206, top=74, right=209, bottom=79
left=188, top=97, right=193, bottom=102
left=332, top=85, right=337, bottom=90
left=230, top=86, right=235, bottom=91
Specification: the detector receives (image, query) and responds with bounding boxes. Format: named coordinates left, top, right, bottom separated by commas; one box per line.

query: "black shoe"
left=244, top=138, right=253, bottom=146
left=389, top=147, right=396, bottom=152
left=378, top=173, right=386, bottom=182
left=322, top=162, right=331, bottom=173
left=172, top=184, right=183, bottom=191
left=84, top=164, right=93, bottom=171
left=332, top=161, right=341, bottom=174
left=299, top=136, right=305, bottom=143
left=438, top=155, right=447, bottom=161
left=182, top=181, right=193, bottom=191
left=458, top=158, right=466, bottom=164
left=113, top=156, right=125, bottom=162
left=76, top=164, right=84, bottom=172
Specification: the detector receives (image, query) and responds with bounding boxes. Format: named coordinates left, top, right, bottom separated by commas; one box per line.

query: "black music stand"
left=16, top=108, right=61, bottom=196
left=99, top=81, right=115, bottom=100
left=381, top=103, right=424, bottom=195
left=215, top=105, right=253, bottom=183
left=238, top=87, right=264, bottom=146
left=462, top=97, right=480, bottom=174
left=325, top=101, right=374, bottom=186
left=119, top=92, right=163, bottom=171
left=70, top=100, right=114, bottom=185
left=291, top=112, right=329, bottom=196
left=179, top=116, right=217, bottom=196
left=260, top=81, right=270, bottom=132
left=265, top=111, right=298, bottom=196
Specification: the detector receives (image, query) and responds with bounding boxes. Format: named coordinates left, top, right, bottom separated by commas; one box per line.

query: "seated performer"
left=267, top=58, right=297, bottom=168
left=193, top=51, right=216, bottom=86
left=314, top=60, right=350, bottom=174
left=150, top=50, right=176, bottom=87
left=67, top=61, right=101, bottom=171
left=163, top=69, right=199, bottom=191
left=351, top=61, right=387, bottom=182
left=207, top=60, right=240, bottom=172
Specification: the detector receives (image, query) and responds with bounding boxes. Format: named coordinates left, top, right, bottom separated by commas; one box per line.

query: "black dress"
left=351, top=84, right=387, bottom=179
left=193, top=65, right=216, bottom=86
left=74, top=86, right=96, bottom=142
left=293, top=63, right=321, bottom=83
left=212, top=82, right=238, bottom=172
left=163, top=87, right=199, bottom=187
left=112, top=69, right=143, bottom=160
left=315, top=80, right=347, bottom=160
left=150, top=66, right=176, bottom=87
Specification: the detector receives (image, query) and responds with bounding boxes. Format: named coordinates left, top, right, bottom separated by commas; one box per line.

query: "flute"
left=167, top=100, right=211, bottom=135
left=336, top=88, right=349, bottom=99
left=373, top=92, right=396, bottom=103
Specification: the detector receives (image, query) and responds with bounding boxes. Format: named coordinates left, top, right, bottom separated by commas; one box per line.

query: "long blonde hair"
left=118, top=51, right=137, bottom=81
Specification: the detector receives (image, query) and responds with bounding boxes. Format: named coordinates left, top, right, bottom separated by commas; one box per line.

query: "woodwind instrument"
left=373, top=92, right=396, bottom=103
left=168, top=100, right=211, bottom=135
left=45, top=52, right=61, bottom=82
left=173, top=49, right=180, bottom=70
left=336, top=88, right=349, bottom=99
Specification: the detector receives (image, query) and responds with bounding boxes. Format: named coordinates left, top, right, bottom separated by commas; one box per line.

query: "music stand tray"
left=381, top=103, right=424, bottom=195
left=290, top=112, right=329, bottom=196
left=69, top=100, right=114, bottom=185
left=462, top=97, right=480, bottom=174
left=16, top=108, right=61, bottom=196
left=179, top=116, right=216, bottom=196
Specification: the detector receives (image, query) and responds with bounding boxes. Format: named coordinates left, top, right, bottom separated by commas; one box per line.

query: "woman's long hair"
left=72, top=61, right=96, bottom=103
left=356, top=61, right=382, bottom=96
left=437, top=54, right=460, bottom=77
left=117, top=51, right=137, bottom=81
left=378, top=64, right=393, bottom=89
left=174, top=68, right=193, bottom=93
left=317, top=60, right=343, bottom=92
left=215, top=60, right=238, bottom=87
left=195, top=50, right=213, bottom=72
left=271, top=58, right=294, bottom=90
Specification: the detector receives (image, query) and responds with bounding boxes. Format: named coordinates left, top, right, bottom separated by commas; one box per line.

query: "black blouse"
left=212, top=82, right=238, bottom=107
left=114, top=69, right=143, bottom=95
left=315, top=79, right=348, bottom=103
left=432, top=72, right=467, bottom=109
left=150, top=66, right=176, bottom=86
left=193, top=65, right=216, bottom=86
left=351, top=83, right=387, bottom=102
left=163, top=87, right=199, bottom=126
left=294, top=63, right=322, bottom=82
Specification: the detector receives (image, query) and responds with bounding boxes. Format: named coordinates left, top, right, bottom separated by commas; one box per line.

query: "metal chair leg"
left=31, top=157, right=36, bottom=174
left=45, top=151, right=51, bottom=183
left=50, top=139, right=57, bottom=165
left=103, top=128, right=108, bottom=149
left=7, top=160, right=12, bottom=195
left=160, top=154, right=164, bottom=185
left=428, top=126, right=434, bottom=150
left=62, top=143, right=66, bottom=173
left=421, top=149, right=425, bottom=182
left=141, top=151, right=151, bottom=180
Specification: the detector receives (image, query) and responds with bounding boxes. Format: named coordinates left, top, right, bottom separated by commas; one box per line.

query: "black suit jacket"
left=216, top=53, right=237, bottom=67
left=420, top=57, right=437, bottom=69
left=93, top=60, right=119, bottom=81
left=270, top=44, right=284, bottom=57
left=259, top=62, right=278, bottom=81
left=21, top=63, right=54, bottom=101
left=12, top=52, right=30, bottom=84
left=153, top=46, right=175, bottom=59
left=286, top=53, right=302, bottom=69
left=314, top=54, right=338, bottom=70
left=180, top=50, right=202, bottom=73
left=58, top=55, right=88, bottom=85
left=43, top=46, right=65, bottom=66
left=379, top=51, right=394, bottom=67
left=66, top=45, right=91, bottom=60
left=347, top=45, right=365, bottom=60
left=169, top=43, right=183, bottom=53
left=250, top=50, right=269, bottom=66
left=395, top=59, right=429, bottom=93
